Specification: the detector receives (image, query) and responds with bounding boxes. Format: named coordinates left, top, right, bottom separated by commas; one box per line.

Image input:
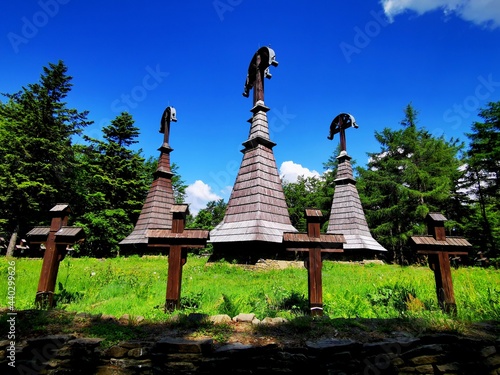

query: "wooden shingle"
left=211, top=106, right=298, bottom=246
left=327, top=152, right=386, bottom=252
left=119, top=126, right=176, bottom=250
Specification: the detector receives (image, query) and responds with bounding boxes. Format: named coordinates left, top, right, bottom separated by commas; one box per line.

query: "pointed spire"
left=119, top=107, right=177, bottom=251
left=327, top=150, right=386, bottom=253
left=210, top=47, right=297, bottom=256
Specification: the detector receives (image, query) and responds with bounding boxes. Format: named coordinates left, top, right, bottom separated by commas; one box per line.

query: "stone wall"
left=1, top=332, right=499, bottom=374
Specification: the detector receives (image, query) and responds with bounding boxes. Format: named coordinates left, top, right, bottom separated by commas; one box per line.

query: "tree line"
left=1, top=61, right=498, bottom=263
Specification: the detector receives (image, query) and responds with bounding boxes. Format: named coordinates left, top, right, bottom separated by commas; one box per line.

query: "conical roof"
left=119, top=108, right=177, bottom=250
left=210, top=101, right=297, bottom=244
left=327, top=151, right=386, bottom=252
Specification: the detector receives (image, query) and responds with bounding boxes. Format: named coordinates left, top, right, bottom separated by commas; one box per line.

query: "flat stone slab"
left=155, top=337, right=213, bottom=354
left=215, top=342, right=254, bottom=353
left=233, top=313, right=256, bottom=323
left=208, top=314, right=232, bottom=324
left=306, top=338, right=361, bottom=353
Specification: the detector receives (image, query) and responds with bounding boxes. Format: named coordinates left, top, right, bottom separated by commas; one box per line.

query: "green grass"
left=1, top=255, right=499, bottom=324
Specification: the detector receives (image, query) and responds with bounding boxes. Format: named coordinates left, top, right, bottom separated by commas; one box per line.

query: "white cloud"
left=381, top=0, right=500, bottom=28
left=279, top=161, right=321, bottom=183
left=185, top=180, right=222, bottom=216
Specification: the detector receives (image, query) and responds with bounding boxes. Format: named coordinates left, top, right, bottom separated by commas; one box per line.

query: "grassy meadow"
left=1, top=255, right=499, bottom=325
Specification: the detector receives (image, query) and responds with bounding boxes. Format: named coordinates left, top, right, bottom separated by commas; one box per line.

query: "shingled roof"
left=119, top=141, right=175, bottom=250
left=210, top=101, right=297, bottom=245
left=327, top=151, right=386, bottom=252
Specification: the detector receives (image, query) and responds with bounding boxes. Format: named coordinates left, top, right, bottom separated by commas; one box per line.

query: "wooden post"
left=165, top=205, right=188, bottom=311
left=284, top=209, right=344, bottom=316
left=35, top=206, right=69, bottom=308
left=306, top=210, right=323, bottom=316
left=429, top=252, right=457, bottom=314
left=28, top=204, right=84, bottom=308
left=147, top=204, right=209, bottom=313
left=411, top=213, right=471, bottom=315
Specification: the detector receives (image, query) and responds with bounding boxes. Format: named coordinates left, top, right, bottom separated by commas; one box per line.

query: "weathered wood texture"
left=283, top=209, right=345, bottom=316
left=26, top=204, right=84, bottom=308
left=410, top=213, right=472, bottom=314
left=120, top=108, right=177, bottom=250
left=147, top=204, right=209, bottom=312
left=327, top=152, right=386, bottom=252
left=210, top=104, right=297, bottom=245
left=211, top=47, right=295, bottom=249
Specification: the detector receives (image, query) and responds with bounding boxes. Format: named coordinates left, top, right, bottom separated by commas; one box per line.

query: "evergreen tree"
left=73, top=113, right=149, bottom=256
left=463, top=101, right=500, bottom=258
left=0, top=61, right=91, bottom=256
left=357, top=104, right=464, bottom=263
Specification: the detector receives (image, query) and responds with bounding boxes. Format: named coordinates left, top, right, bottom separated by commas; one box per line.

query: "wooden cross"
left=327, top=113, right=358, bottom=152
left=283, top=209, right=345, bottom=316
left=147, top=204, right=209, bottom=312
left=242, top=46, right=279, bottom=105
left=410, top=213, right=471, bottom=314
left=27, top=204, right=84, bottom=308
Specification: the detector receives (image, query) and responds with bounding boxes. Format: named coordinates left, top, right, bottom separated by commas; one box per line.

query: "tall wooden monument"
left=119, top=107, right=178, bottom=252
left=326, top=113, right=386, bottom=257
left=210, top=47, right=297, bottom=261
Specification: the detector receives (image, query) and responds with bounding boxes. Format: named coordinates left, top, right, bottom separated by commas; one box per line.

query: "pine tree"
left=357, top=104, right=464, bottom=263
left=464, top=101, right=500, bottom=258
left=73, top=113, right=149, bottom=256
left=0, top=61, right=91, bottom=256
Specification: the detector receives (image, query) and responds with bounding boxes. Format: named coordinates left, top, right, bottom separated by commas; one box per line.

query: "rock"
left=118, top=314, right=130, bottom=324
left=74, top=312, right=91, bottom=319
left=128, top=347, right=148, bottom=358
left=215, top=342, right=254, bottom=353
left=155, top=337, right=213, bottom=355
left=436, top=362, right=461, bottom=372
left=481, top=345, right=496, bottom=358
left=209, top=314, right=232, bottom=324
left=306, top=338, right=361, bottom=353
left=410, top=355, right=442, bottom=365
left=261, top=317, right=288, bottom=325
left=251, top=317, right=261, bottom=325
left=134, top=315, right=145, bottom=324
left=101, top=314, right=117, bottom=322
left=233, top=313, right=255, bottom=323
left=415, top=364, right=434, bottom=373
left=105, top=345, right=129, bottom=358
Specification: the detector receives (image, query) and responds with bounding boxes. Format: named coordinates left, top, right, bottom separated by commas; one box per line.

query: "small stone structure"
left=2, top=328, right=498, bottom=374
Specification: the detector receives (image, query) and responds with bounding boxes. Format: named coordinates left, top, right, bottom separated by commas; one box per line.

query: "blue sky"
left=2, top=1, right=500, bottom=214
